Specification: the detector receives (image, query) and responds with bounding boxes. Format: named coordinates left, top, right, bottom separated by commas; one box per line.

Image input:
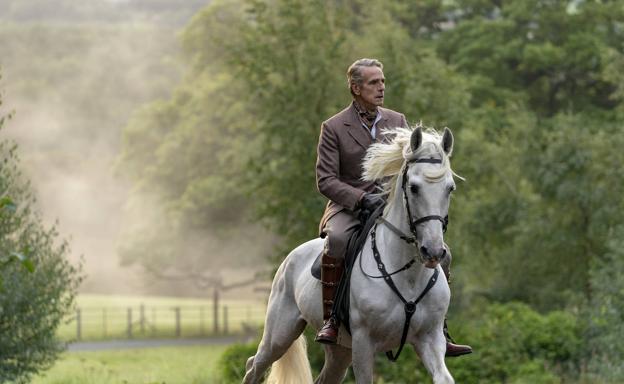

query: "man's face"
left=353, top=66, right=385, bottom=110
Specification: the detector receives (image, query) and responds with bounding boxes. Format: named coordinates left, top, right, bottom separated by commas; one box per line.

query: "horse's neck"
left=375, top=198, right=427, bottom=280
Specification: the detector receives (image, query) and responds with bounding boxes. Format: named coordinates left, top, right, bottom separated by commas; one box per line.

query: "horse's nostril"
left=441, top=248, right=447, bottom=259
left=420, top=246, right=429, bottom=257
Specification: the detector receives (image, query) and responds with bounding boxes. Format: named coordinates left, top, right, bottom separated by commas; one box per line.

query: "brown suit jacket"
left=316, top=102, right=409, bottom=234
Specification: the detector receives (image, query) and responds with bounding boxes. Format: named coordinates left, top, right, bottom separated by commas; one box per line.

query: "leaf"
left=0, top=196, right=16, bottom=212
left=6, top=252, right=36, bottom=273
left=21, top=259, right=36, bottom=273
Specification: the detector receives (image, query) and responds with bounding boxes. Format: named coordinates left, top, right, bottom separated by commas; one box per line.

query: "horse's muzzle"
left=420, top=245, right=446, bottom=269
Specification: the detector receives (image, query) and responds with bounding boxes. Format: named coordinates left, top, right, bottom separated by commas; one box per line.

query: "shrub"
left=0, top=105, right=82, bottom=382
left=216, top=341, right=258, bottom=383
left=448, top=302, right=581, bottom=383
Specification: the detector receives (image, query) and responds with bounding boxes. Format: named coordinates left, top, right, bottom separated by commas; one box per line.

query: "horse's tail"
left=266, top=335, right=313, bottom=384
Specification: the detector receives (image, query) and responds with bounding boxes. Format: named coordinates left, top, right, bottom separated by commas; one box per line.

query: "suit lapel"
left=344, top=103, right=371, bottom=150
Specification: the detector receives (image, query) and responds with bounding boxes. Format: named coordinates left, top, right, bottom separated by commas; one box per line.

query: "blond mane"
left=362, top=125, right=460, bottom=203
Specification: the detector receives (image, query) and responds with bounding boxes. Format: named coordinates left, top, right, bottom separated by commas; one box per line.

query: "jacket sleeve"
left=316, top=122, right=366, bottom=211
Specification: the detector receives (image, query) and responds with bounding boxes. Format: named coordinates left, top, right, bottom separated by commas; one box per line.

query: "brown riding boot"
left=315, top=253, right=344, bottom=344
left=441, top=257, right=473, bottom=357
left=444, top=319, right=473, bottom=357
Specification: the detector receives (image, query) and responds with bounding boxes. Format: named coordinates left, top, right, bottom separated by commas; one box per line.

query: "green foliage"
left=0, top=98, right=82, bottom=382
left=216, top=341, right=258, bottom=383
left=447, top=302, right=581, bottom=383
left=586, top=225, right=624, bottom=382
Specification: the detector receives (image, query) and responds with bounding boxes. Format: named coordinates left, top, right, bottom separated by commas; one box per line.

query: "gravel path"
left=67, top=336, right=248, bottom=351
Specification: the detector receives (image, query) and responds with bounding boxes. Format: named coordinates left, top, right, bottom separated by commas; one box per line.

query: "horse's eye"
left=410, top=185, right=419, bottom=194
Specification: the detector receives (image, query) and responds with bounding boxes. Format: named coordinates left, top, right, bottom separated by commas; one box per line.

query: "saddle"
left=311, top=204, right=385, bottom=334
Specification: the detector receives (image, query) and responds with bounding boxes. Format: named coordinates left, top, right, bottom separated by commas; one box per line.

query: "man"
left=314, top=58, right=472, bottom=357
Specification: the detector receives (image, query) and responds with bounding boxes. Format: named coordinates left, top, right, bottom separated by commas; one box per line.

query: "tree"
left=0, top=84, right=82, bottom=382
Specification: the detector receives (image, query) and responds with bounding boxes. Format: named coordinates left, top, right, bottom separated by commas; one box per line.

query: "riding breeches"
left=322, top=210, right=360, bottom=260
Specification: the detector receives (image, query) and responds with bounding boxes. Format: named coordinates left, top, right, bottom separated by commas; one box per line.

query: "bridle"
left=372, top=156, right=449, bottom=249
left=400, top=157, right=449, bottom=241
left=362, top=155, right=450, bottom=362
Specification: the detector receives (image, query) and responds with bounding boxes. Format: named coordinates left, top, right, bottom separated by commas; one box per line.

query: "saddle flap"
left=311, top=251, right=322, bottom=280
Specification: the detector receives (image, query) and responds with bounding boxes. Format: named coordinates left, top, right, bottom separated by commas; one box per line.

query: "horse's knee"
left=245, top=355, right=255, bottom=371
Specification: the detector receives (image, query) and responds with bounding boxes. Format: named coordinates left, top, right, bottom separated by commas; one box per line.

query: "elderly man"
left=314, top=58, right=472, bottom=357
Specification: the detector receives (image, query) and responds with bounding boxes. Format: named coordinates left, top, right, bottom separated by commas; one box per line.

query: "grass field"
left=60, top=294, right=268, bottom=341
left=31, top=345, right=229, bottom=384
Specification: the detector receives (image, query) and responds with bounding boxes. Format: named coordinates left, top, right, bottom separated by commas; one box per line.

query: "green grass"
left=32, top=345, right=229, bottom=384
left=60, top=294, right=267, bottom=341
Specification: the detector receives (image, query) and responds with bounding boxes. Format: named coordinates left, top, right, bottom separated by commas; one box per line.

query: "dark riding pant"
left=322, top=210, right=360, bottom=260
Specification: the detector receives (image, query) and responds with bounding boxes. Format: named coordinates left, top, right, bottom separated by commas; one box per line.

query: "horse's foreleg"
left=315, top=344, right=352, bottom=384
left=414, top=330, right=454, bottom=384
left=351, top=330, right=375, bottom=384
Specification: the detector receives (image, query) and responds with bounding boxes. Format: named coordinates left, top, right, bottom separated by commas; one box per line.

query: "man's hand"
left=360, top=193, right=385, bottom=212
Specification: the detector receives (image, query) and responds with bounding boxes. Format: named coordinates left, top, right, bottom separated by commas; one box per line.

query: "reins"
left=361, top=156, right=449, bottom=362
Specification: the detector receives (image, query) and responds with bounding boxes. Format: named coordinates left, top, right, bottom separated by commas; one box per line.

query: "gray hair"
left=347, top=58, right=383, bottom=96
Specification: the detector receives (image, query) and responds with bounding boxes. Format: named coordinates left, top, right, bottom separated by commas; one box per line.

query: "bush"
left=217, top=341, right=258, bottom=383
left=0, top=105, right=82, bottom=382
left=448, top=302, right=581, bottom=383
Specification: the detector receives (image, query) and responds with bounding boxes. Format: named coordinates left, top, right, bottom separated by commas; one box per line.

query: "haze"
left=0, top=0, right=268, bottom=296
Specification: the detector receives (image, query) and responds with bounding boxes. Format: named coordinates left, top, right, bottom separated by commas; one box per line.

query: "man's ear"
left=352, top=83, right=361, bottom=96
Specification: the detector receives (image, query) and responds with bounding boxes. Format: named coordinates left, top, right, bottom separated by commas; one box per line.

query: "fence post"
left=213, top=288, right=219, bottom=335
left=200, top=306, right=205, bottom=336
left=102, top=308, right=107, bottom=338
left=151, top=307, right=156, bottom=336
left=175, top=307, right=181, bottom=338
left=140, top=304, right=145, bottom=335
left=76, top=308, right=82, bottom=341
left=127, top=308, right=133, bottom=339
left=223, top=305, right=228, bottom=335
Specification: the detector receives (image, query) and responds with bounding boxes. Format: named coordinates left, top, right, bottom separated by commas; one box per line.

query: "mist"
left=0, top=1, right=271, bottom=297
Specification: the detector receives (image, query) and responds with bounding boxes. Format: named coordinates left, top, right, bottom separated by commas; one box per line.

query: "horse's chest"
left=351, top=281, right=448, bottom=349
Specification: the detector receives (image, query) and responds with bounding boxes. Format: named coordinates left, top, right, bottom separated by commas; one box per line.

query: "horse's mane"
left=362, top=125, right=460, bottom=203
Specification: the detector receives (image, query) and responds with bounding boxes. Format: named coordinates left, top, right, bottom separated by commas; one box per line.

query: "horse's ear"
left=442, top=127, right=454, bottom=156
left=410, top=127, right=422, bottom=152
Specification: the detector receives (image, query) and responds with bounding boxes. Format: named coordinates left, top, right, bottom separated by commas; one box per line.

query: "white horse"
left=243, top=126, right=457, bottom=384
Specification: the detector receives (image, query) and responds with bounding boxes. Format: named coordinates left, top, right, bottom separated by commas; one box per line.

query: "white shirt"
left=362, top=112, right=382, bottom=139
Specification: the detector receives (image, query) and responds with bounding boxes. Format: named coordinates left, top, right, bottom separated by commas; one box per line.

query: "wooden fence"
left=61, top=303, right=266, bottom=341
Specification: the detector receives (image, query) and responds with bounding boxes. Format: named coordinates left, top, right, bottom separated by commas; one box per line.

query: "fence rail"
left=61, top=303, right=266, bottom=341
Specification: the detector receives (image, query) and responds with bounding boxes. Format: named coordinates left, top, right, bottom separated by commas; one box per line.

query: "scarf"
left=353, top=101, right=378, bottom=130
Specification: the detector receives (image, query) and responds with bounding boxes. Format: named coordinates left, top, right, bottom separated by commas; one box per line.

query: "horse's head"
left=362, top=126, right=459, bottom=269
left=403, top=127, right=455, bottom=269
